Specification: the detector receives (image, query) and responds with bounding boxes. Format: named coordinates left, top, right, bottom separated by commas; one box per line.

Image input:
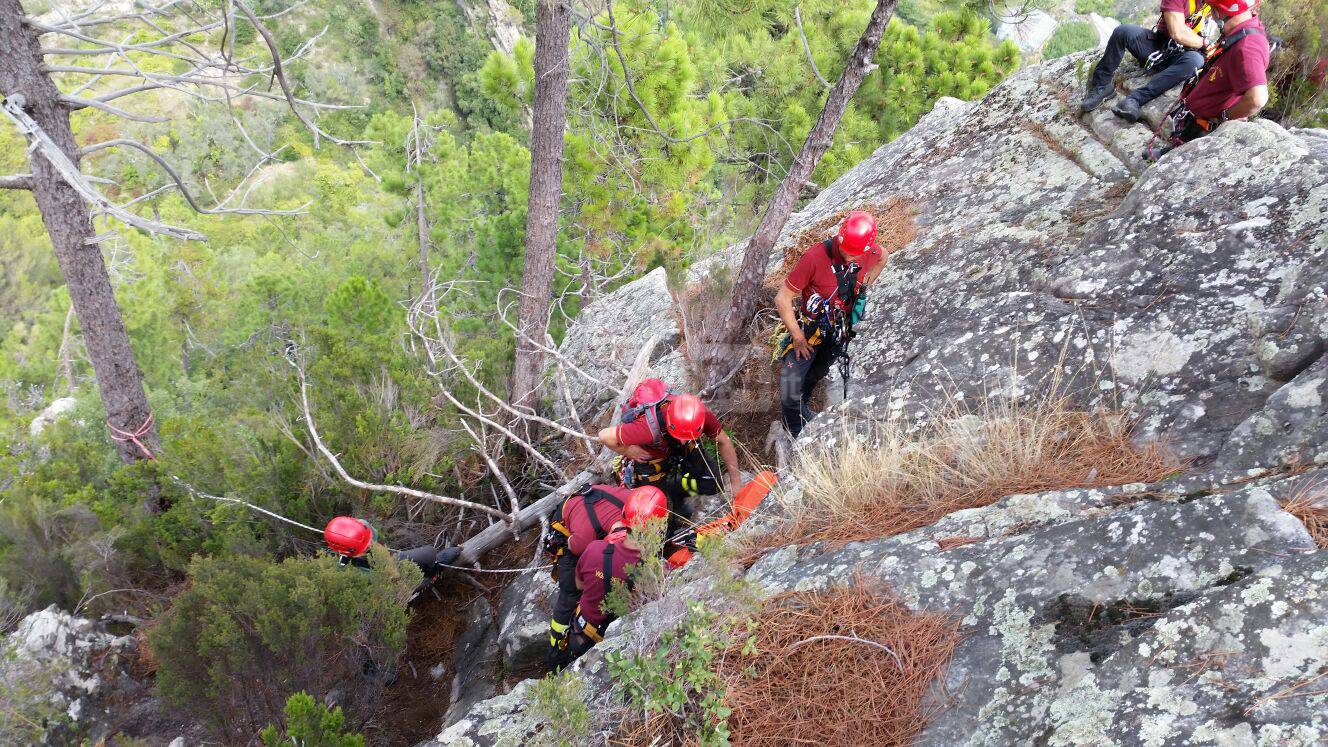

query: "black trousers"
left=779, top=338, right=840, bottom=438
left=1087, top=25, right=1204, bottom=106
left=548, top=551, right=580, bottom=669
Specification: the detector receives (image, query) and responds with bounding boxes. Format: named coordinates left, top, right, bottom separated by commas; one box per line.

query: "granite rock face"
left=434, top=52, right=1328, bottom=746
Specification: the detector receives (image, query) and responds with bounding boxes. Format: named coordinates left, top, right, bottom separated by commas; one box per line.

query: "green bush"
left=528, top=671, right=590, bottom=747
left=1044, top=21, right=1099, bottom=60
left=149, top=547, right=419, bottom=740
left=607, top=602, right=754, bottom=746
left=260, top=692, right=366, bottom=747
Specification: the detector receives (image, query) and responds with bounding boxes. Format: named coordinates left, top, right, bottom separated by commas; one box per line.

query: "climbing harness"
left=1145, top=0, right=1213, bottom=71
left=772, top=239, right=868, bottom=397
left=1146, top=25, right=1269, bottom=161
left=544, top=485, right=626, bottom=580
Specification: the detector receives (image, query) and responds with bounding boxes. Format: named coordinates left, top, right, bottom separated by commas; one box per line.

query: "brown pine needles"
left=1281, top=485, right=1328, bottom=548
left=746, top=396, right=1180, bottom=555
left=720, top=581, right=961, bottom=747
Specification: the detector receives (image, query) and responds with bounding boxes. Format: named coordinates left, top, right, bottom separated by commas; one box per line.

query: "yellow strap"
left=550, top=619, right=569, bottom=633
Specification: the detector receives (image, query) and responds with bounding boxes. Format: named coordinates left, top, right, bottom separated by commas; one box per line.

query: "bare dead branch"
left=58, top=93, right=168, bottom=122
left=1, top=95, right=204, bottom=240
left=292, top=355, right=512, bottom=521
left=458, top=418, right=521, bottom=522
left=231, top=0, right=372, bottom=147
left=0, top=173, right=32, bottom=189
left=794, top=6, right=833, bottom=90
left=79, top=138, right=307, bottom=216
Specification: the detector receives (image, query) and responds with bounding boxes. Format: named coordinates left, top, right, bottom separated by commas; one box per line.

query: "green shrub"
left=1044, top=21, right=1099, bottom=60
left=260, top=692, right=366, bottom=747
left=529, top=671, right=590, bottom=747
left=149, top=547, right=419, bottom=740
left=607, top=602, right=754, bottom=746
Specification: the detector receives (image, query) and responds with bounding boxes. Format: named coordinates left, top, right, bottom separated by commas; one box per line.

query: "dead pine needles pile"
left=748, top=395, right=1181, bottom=554
left=720, top=580, right=961, bottom=747
left=1281, top=485, right=1328, bottom=548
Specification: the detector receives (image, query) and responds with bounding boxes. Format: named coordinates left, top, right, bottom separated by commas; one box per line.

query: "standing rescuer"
left=775, top=210, right=885, bottom=438
left=543, top=482, right=638, bottom=671
left=598, top=383, right=741, bottom=534
left=565, top=487, right=668, bottom=663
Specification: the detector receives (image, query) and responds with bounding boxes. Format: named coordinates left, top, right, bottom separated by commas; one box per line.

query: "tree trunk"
left=701, top=0, right=899, bottom=387
left=509, top=0, right=571, bottom=413
left=0, top=0, right=162, bottom=472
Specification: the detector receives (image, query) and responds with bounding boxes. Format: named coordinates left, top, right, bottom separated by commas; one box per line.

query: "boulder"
left=995, top=9, right=1059, bottom=54
left=3, top=606, right=137, bottom=737
left=1087, top=12, right=1119, bottom=47
left=445, top=597, right=501, bottom=727
left=28, top=396, right=78, bottom=439
left=496, top=569, right=555, bottom=674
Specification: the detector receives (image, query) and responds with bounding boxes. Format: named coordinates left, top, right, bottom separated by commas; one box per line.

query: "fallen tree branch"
left=456, top=470, right=594, bottom=566
left=293, top=357, right=511, bottom=522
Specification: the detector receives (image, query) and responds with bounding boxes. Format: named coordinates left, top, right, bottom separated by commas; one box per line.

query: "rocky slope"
left=432, top=50, right=1328, bottom=746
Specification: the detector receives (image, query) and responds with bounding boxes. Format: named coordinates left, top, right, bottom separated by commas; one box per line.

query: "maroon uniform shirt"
left=784, top=241, right=882, bottom=307
left=576, top=537, right=640, bottom=628
left=562, top=484, right=632, bottom=556
left=1184, top=18, right=1271, bottom=119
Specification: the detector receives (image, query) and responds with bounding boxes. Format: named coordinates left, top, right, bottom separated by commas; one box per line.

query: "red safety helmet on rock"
left=623, top=486, right=668, bottom=528
left=664, top=394, right=706, bottom=441
left=1206, top=0, right=1254, bottom=15
left=325, top=516, right=374, bottom=558
left=835, top=211, right=877, bottom=258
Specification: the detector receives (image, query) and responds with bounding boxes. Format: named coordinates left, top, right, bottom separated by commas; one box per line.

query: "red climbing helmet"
left=1206, top=0, right=1254, bottom=15
left=623, top=486, right=668, bottom=528
left=325, top=516, right=374, bottom=558
left=836, top=211, right=877, bottom=258
left=664, top=394, right=707, bottom=441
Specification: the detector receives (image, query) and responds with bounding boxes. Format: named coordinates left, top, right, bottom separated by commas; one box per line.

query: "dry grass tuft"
left=720, top=580, right=961, bottom=747
left=764, top=197, right=918, bottom=291
left=1281, top=486, right=1328, bottom=548
left=746, top=396, right=1180, bottom=555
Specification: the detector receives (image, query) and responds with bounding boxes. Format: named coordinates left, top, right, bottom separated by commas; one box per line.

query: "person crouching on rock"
left=1080, top=0, right=1212, bottom=122
left=1156, top=0, right=1271, bottom=152
left=565, top=487, right=668, bottom=664
left=598, top=386, right=741, bottom=537
left=543, top=483, right=641, bottom=671
left=774, top=210, right=884, bottom=439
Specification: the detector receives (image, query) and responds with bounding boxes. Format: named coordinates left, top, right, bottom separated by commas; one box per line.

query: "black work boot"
left=1113, top=97, right=1142, bottom=123
left=1079, top=83, right=1114, bottom=113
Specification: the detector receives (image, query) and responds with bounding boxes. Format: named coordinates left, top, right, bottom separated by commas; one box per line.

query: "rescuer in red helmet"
left=598, top=382, right=742, bottom=535
left=543, top=482, right=636, bottom=671
left=323, top=516, right=460, bottom=580
left=774, top=210, right=888, bottom=437
left=564, top=486, right=668, bottom=663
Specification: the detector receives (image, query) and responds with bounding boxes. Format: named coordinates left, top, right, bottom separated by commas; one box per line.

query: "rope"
left=108, top=413, right=156, bottom=460
left=171, top=477, right=324, bottom=536
left=436, top=562, right=552, bottom=574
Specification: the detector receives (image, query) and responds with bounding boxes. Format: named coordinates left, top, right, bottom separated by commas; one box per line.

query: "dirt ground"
left=369, top=533, right=542, bottom=746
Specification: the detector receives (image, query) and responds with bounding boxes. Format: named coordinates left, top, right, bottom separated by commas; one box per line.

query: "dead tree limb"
left=293, top=357, right=511, bottom=522
left=455, top=470, right=593, bottom=566
left=794, top=6, right=833, bottom=90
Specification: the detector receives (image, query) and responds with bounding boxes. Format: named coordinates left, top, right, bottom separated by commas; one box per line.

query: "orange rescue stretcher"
left=665, top=470, right=778, bottom=569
